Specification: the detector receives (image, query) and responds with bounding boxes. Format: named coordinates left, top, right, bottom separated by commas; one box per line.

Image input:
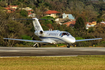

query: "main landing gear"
left=33, top=43, right=41, bottom=48
left=67, top=44, right=70, bottom=48
left=33, top=43, right=71, bottom=48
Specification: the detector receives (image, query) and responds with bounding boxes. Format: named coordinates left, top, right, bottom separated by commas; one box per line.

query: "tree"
left=74, top=17, right=85, bottom=30
left=20, top=10, right=28, bottom=17
left=84, top=5, right=98, bottom=22
left=0, top=1, right=6, bottom=7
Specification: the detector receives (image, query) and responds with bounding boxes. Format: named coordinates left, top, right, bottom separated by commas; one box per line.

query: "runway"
left=0, top=47, right=105, bottom=56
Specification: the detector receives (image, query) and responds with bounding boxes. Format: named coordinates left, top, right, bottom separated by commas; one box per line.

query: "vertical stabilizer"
left=32, top=18, right=43, bottom=31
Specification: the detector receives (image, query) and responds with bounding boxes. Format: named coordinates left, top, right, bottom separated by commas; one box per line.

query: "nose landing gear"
left=67, top=44, right=74, bottom=48
left=33, top=43, right=41, bottom=48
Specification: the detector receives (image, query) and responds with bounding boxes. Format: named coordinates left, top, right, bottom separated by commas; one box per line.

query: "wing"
left=3, top=38, right=50, bottom=43
left=76, top=38, right=102, bottom=42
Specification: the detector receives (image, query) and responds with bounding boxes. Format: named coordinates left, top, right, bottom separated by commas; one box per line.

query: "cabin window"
left=60, top=32, right=70, bottom=36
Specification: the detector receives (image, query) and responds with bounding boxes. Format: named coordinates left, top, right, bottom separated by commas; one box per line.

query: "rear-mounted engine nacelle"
left=35, top=31, right=44, bottom=36
left=39, top=31, right=43, bottom=34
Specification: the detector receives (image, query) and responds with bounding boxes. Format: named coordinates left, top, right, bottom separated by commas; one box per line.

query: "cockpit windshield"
left=60, top=32, right=70, bottom=36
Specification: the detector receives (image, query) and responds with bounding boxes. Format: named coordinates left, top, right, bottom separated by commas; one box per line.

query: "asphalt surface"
left=0, top=47, right=105, bottom=56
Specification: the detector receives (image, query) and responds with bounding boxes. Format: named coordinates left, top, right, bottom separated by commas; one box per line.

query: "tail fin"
left=32, top=18, right=43, bottom=31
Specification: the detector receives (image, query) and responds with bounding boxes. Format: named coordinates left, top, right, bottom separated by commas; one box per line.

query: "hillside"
left=0, top=0, right=105, bottom=47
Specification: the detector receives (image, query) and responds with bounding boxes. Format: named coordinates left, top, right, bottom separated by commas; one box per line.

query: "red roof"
left=86, top=21, right=96, bottom=25
left=5, top=7, right=11, bottom=10
left=63, top=21, right=76, bottom=27
left=45, top=10, right=60, bottom=14
left=28, top=12, right=32, bottom=15
left=27, top=10, right=33, bottom=12
left=5, top=7, right=16, bottom=13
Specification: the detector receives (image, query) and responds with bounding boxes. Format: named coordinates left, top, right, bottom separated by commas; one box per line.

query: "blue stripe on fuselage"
left=39, top=36, right=66, bottom=43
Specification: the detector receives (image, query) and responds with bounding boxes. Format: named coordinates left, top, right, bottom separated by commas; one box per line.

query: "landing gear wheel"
left=39, top=44, right=41, bottom=47
left=67, top=44, right=70, bottom=48
left=33, top=43, right=41, bottom=48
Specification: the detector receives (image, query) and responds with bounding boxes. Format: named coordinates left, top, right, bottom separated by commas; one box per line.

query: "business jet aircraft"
left=4, top=18, right=102, bottom=48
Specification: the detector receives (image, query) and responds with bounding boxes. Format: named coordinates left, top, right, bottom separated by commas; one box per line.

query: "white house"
left=62, top=13, right=75, bottom=20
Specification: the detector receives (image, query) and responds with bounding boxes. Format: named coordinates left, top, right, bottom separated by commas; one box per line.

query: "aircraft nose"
left=63, top=36, right=76, bottom=43
left=71, top=37, right=76, bottom=43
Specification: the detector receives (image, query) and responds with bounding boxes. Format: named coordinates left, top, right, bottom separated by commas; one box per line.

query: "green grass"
left=75, top=37, right=84, bottom=40
left=0, top=55, right=105, bottom=70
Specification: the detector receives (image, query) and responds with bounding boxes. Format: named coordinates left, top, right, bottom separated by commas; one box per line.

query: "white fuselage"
left=35, top=30, right=76, bottom=44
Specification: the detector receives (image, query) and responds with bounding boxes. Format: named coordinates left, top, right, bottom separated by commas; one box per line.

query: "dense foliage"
left=74, top=17, right=85, bottom=30
left=0, top=0, right=105, bottom=47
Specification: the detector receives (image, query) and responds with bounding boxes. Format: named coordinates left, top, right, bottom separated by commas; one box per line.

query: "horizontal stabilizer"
left=3, top=38, right=49, bottom=43
left=76, top=38, right=102, bottom=42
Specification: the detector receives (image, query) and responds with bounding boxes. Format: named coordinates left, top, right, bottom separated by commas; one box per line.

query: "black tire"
left=39, top=43, right=41, bottom=47
left=67, top=44, right=70, bottom=48
left=35, top=44, right=38, bottom=48
left=33, top=43, right=41, bottom=48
